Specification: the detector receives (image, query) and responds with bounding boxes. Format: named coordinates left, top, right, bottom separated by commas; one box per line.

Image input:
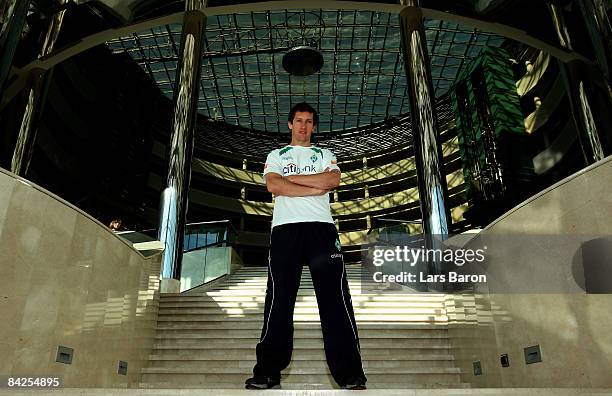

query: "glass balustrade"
left=128, top=220, right=239, bottom=292
left=180, top=220, right=238, bottom=292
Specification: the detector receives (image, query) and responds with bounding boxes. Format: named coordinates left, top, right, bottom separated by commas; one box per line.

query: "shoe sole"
left=344, top=385, right=367, bottom=390
left=245, top=384, right=281, bottom=390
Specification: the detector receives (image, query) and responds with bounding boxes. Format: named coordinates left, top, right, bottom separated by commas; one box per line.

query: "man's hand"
left=286, top=168, right=340, bottom=190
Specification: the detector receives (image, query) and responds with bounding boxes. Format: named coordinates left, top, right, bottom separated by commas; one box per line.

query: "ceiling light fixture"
left=282, top=45, right=324, bottom=76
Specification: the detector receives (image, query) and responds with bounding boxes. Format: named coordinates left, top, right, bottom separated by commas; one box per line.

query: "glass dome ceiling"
left=106, top=9, right=506, bottom=133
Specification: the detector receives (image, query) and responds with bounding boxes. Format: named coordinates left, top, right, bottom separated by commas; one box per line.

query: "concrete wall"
left=0, top=168, right=163, bottom=387
left=447, top=156, right=612, bottom=387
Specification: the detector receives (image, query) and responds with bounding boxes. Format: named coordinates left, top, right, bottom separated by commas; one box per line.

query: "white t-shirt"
left=263, top=145, right=340, bottom=228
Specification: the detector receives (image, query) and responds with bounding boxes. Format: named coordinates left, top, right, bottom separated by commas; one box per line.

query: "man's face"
left=289, top=111, right=315, bottom=145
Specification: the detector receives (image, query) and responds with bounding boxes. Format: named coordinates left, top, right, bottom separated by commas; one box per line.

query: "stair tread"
left=155, top=322, right=449, bottom=329
left=142, top=367, right=461, bottom=374
left=137, top=382, right=472, bottom=389
left=152, top=345, right=454, bottom=350
left=154, top=334, right=449, bottom=339
left=147, top=354, right=457, bottom=361
left=154, top=332, right=450, bottom=342
left=158, top=309, right=446, bottom=314
left=162, top=287, right=443, bottom=298
left=161, top=297, right=446, bottom=302
left=159, top=302, right=445, bottom=307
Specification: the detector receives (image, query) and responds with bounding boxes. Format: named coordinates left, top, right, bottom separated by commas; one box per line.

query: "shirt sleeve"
left=263, top=150, right=282, bottom=177
left=322, top=149, right=340, bottom=172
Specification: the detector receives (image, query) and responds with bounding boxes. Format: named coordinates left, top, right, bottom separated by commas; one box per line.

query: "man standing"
left=245, top=103, right=367, bottom=390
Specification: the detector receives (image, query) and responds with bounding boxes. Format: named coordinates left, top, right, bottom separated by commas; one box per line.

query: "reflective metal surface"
left=399, top=7, right=450, bottom=244
left=0, top=0, right=29, bottom=98
left=578, top=80, right=604, bottom=162
left=548, top=1, right=609, bottom=163
left=10, top=1, right=68, bottom=176
left=159, top=7, right=206, bottom=280
left=40, top=0, right=69, bottom=57
left=577, top=0, right=612, bottom=88
left=547, top=3, right=572, bottom=50
left=10, top=69, right=47, bottom=175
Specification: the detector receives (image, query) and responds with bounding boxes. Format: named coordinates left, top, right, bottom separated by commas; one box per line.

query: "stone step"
left=223, top=277, right=364, bottom=283
left=229, top=270, right=362, bottom=274
left=228, top=270, right=362, bottom=273
left=137, top=381, right=472, bottom=390
left=142, top=367, right=461, bottom=375
left=146, top=358, right=457, bottom=370
left=157, top=307, right=446, bottom=315
left=219, top=276, right=361, bottom=287
left=223, top=276, right=365, bottom=282
left=153, top=328, right=450, bottom=339
left=152, top=338, right=450, bottom=349
left=158, top=301, right=446, bottom=309
left=234, top=267, right=361, bottom=270
left=207, top=289, right=431, bottom=295
left=160, top=295, right=446, bottom=302
left=149, top=347, right=454, bottom=359
left=208, top=282, right=361, bottom=291
left=156, top=314, right=448, bottom=322
left=147, top=353, right=456, bottom=362
left=139, top=372, right=462, bottom=386
left=219, top=279, right=365, bottom=284
left=147, top=349, right=455, bottom=361
left=220, top=280, right=367, bottom=284
left=155, top=322, right=449, bottom=330
left=165, top=290, right=377, bottom=297
left=155, top=320, right=448, bottom=328
left=65, top=386, right=612, bottom=392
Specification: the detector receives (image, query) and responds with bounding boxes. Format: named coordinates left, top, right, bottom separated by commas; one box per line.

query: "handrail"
left=185, top=219, right=238, bottom=236
left=0, top=167, right=156, bottom=260
left=183, top=240, right=229, bottom=254
left=139, top=219, right=237, bottom=240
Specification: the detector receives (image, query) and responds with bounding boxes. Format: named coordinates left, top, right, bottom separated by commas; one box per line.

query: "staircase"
left=139, top=266, right=469, bottom=390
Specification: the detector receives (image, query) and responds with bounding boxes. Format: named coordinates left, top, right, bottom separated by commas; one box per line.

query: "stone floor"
left=1, top=388, right=612, bottom=395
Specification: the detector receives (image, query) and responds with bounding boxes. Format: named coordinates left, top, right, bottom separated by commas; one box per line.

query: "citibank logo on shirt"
left=282, top=163, right=317, bottom=175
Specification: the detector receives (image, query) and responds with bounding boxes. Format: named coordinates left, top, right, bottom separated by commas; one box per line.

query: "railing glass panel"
left=180, top=220, right=237, bottom=292
left=136, top=220, right=238, bottom=292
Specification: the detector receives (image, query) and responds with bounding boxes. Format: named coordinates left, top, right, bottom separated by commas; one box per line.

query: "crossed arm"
left=266, top=169, right=341, bottom=197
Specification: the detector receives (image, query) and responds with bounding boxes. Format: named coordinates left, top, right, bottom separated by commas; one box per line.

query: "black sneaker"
left=245, top=375, right=281, bottom=389
left=342, top=377, right=367, bottom=390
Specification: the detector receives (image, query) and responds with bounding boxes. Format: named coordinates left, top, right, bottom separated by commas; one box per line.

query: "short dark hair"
left=288, top=102, right=318, bottom=126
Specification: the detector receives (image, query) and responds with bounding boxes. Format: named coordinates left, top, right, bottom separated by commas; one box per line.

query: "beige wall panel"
left=0, top=169, right=162, bottom=387
left=446, top=157, right=612, bottom=388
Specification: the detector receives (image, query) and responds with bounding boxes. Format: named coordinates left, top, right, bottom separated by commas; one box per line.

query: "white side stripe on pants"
left=340, top=255, right=361, bottom=355
left=259, top=250, right=275, bottom=343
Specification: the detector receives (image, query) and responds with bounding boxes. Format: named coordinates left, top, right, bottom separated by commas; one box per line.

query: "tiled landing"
left=1, top=388, right=611, bottom=395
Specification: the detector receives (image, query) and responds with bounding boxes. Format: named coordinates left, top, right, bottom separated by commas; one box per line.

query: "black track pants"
left=252, top=222, right=366, bottom=386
